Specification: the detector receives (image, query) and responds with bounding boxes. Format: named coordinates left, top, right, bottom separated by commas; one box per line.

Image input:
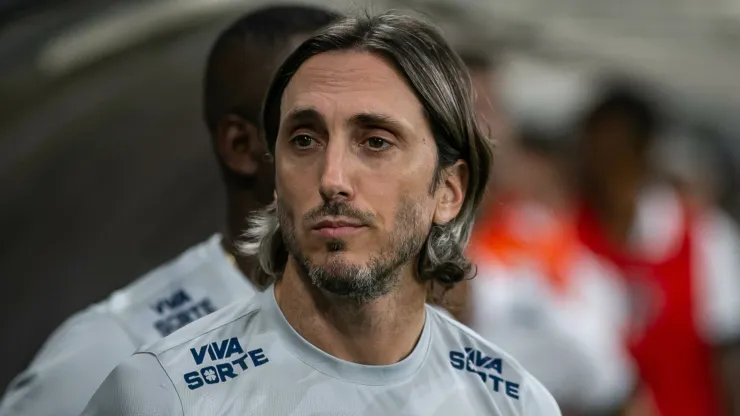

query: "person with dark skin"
left=574, top=83, right=740, bottom=416
left=0, top=6, right=339, bottom=416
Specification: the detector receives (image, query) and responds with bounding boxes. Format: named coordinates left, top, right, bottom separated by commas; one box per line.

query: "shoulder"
left=429, top=305, right=530, bottom=373
left=28, top=303, right=136, bottom=367
left=427, top=307, right=560, bottom=414
left=691, top=207, right=740, bottom=344
left=142, top=292, right=264, bottom=357
left=104, top=235, right=230, bottom=315
left=100, top=235, right=255, bottom=341
left=80, top=353, right=183, bottom=416
left=0, top=237, right=249, bottom=416
left=0, top=307, right=137, bottom=416
left=134, top=293, right=270, bottom=397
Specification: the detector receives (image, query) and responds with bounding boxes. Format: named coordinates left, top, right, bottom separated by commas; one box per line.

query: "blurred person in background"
left=574, top=82, right=740, bottom=416
left=462, top=64, right=637, bottom=415
left=653, top=128, right=730, bottom=213
left=466, top=121, right=636, bottom=415
left=0, top=6, right=338, bottom=416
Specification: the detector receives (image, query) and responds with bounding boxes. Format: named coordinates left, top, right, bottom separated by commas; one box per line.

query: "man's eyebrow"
left=348, top=112, right=407, bottom=133
left=281, top=107, right=327, bottom=131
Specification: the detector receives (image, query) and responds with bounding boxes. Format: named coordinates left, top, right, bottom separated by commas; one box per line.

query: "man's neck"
left=274, top=260, right=427, bottom=366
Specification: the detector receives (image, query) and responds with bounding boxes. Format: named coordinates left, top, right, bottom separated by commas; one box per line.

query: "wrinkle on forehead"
left=279, top=51, right=428, bottom=134
left=299, top=51, right=397, bottom=90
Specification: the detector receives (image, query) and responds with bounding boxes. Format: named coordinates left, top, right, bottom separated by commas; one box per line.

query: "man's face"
left=273, top=51, right=460, bottom=302
left=579, top=113, right=641, bottom=184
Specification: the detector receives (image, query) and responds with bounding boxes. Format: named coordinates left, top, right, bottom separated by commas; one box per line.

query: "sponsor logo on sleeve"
left=449, top=347, right=520, bottom=400
left=151, top=289, right=216, bottom=336
left=183, top=337, right=269, bottom=390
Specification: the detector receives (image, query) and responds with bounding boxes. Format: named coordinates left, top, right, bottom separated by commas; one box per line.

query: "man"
left=82, top=11, right=560, bottom=416
left=0, top=6, right=339, bottom=416
left=467, top=125, right=636, bottom=415
left=575, top=83, right=740, bottom=415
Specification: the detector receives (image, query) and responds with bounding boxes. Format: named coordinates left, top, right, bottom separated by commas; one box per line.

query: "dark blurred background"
left=0, top=0, right=235, bottom=387
left=2, top=0, right=740, bottom=410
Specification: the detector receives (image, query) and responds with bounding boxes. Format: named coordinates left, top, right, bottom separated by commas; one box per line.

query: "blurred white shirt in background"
left=0, top=234, right=256, bottom=416
left=468, top=201, right=636, bottom=413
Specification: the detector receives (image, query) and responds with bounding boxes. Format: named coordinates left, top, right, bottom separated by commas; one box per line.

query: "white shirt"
left=469, top=185, right=740, bottom=412
left=82, top=285, right=561, bottom=416
left=0, top=234, right=256, bottom=416
left=468, top=203, right=636, bottom=412
left=470, top=246, right=635, bottom=412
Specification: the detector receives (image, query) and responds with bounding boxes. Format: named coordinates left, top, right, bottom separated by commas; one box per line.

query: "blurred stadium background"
left=2, top=0, right=740, bottom=400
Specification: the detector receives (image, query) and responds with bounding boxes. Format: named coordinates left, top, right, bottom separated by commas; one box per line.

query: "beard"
left=278, top=197, right=429, bottom=304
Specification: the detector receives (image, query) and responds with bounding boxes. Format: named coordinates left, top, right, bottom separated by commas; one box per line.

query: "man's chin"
left=312, top=250, right=366, bottom=265
left=315, top=258, right=363, bottom=277
left=311, top=275, right=390, bottom=304
left=297, top=254, right=398, bottom=303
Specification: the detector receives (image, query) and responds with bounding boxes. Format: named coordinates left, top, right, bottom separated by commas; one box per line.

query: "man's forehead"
left=279, top=51, right=425, bottom=124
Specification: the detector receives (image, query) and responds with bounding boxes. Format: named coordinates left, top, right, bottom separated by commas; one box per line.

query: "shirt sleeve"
left=694, top=209, right=740, bottom=345
left=522, top=373, right=562, bottom=416
left=0, top=310, right=138, bottom=416
left=81, top=353, right=183, bottom=416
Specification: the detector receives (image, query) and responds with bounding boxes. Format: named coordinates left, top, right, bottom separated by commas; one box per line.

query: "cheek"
left=359, top=152, right=434, bottom=205
left=372, top=181, right=436, bottom=232
left=275, top=158, right=317, bottom=216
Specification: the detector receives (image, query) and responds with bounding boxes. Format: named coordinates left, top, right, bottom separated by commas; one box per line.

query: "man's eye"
left=291, top=134, right=316, bottom=149
left=365, top=137, right=391, bottom=151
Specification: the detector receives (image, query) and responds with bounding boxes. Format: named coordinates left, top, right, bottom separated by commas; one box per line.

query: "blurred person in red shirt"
left=467, top=123, right=637, bottom=416
left=574, top=82, right=740, bottom=416
left=459, top=62, right=638, bottom=415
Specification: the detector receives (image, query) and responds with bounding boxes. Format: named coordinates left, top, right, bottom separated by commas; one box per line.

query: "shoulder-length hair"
left=241, top=11, right=494, bottom=297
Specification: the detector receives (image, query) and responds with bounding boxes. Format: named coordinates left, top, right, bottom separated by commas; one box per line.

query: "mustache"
left=303, top=202, right=376, bottom=226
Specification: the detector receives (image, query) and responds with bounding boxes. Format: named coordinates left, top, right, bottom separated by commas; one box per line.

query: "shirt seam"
left=152, top=305, right=261, bottom=356
left=111, top=260, right=211, bottom=313
left=107, top=235, right=222, bottom=313
left=139, top=351, right=186, bottom=416
left=104, top=310, right=145, bottom=348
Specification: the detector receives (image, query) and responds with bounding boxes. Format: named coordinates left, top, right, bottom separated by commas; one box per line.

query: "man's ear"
left=433, top=160, right=468, bottom=225
left=215, top=114, right=262, bottom=176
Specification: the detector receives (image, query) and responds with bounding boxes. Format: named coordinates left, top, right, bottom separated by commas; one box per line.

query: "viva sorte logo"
left=449, top=347, right=520, bottom=400
left=183, top=337, right=269, bottom=390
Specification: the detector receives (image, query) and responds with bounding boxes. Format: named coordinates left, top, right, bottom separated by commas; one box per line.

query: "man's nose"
left=318, top=139, right=354, bottom=203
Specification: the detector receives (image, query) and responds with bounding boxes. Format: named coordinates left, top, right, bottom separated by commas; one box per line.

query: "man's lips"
left=311, top=218, right=367, bottom=238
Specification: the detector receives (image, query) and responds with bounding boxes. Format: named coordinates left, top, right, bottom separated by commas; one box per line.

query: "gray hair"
left=241, top=11, right=494, bottom=294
